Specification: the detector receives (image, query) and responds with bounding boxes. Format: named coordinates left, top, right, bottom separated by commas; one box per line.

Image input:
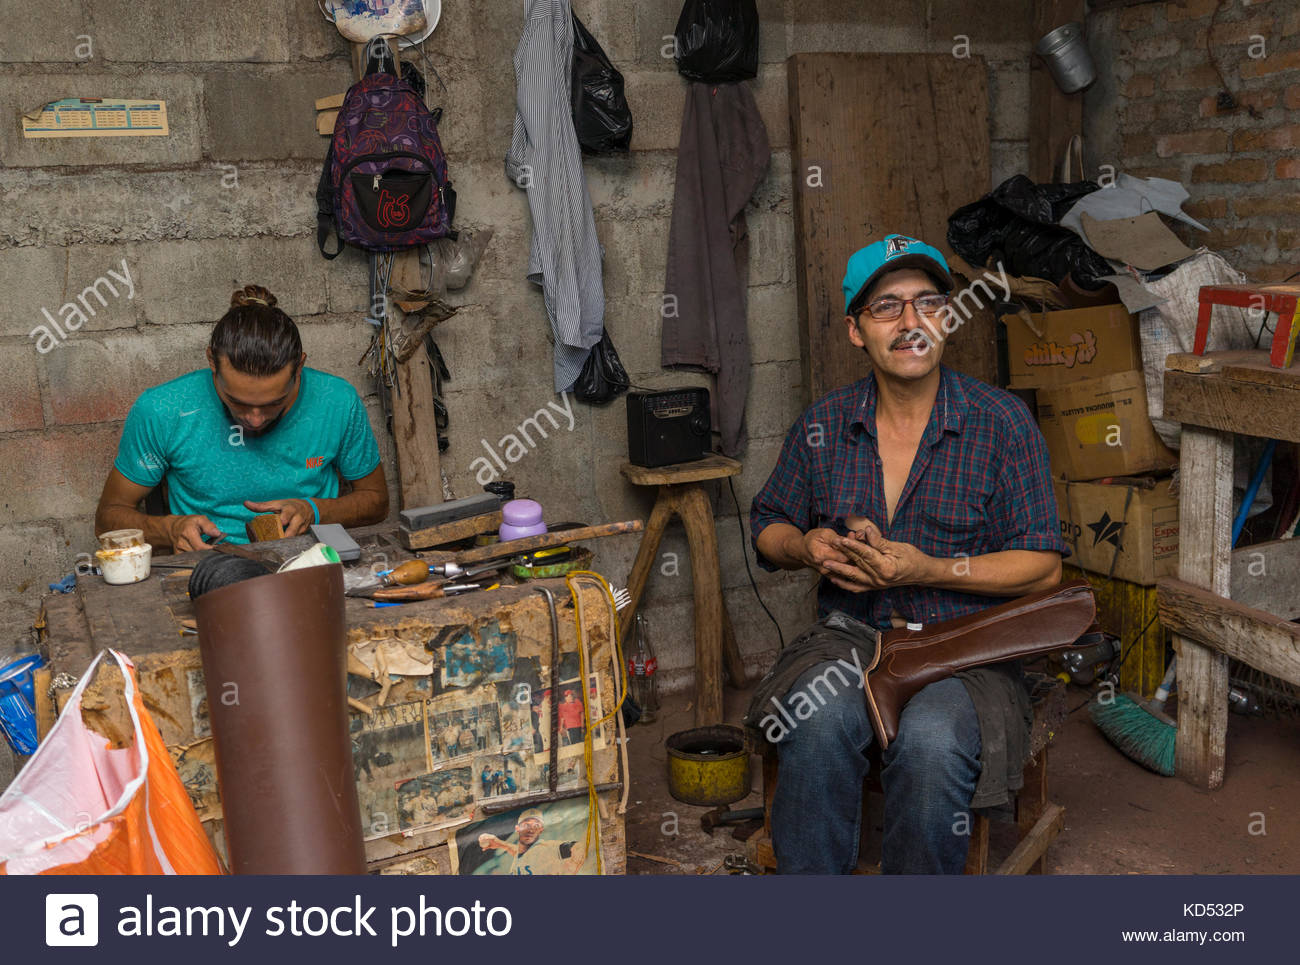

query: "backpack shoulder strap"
left=315, top=138, right=343, bottom=260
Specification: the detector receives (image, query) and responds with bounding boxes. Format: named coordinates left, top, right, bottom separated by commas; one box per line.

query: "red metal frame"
left=1194, top=284, right=1300, bottom=368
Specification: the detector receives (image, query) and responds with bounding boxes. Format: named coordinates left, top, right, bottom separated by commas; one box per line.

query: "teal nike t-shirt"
left=114, top=367, right=381, bottom=543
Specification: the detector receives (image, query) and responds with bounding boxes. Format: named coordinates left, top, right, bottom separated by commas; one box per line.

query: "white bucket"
left=96, top=543, right=152, bottom=585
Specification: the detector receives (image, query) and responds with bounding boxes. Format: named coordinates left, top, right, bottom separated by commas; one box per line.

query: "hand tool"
left=370, top=581, right=484, bottom=603
left=383, top=559, right=430, bottom=585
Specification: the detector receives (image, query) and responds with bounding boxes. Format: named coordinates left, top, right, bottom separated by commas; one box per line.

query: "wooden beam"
left=1158, top=578, right=1300, bottom=686
left=1172, top=425, right=1233, bottom=790
left=1163, top=368, right=1300, bottom=443
left=996, top=804, right=1065, bottom=876
left=347, top=41, right=444, bottom=512
left=401, top=510, right=502, bottom=550
left=390, top=309, right=444, bottom=509
left=1231, top=539, right=1300, bottom=620
left=1029, top=0, right=1085, bottom=183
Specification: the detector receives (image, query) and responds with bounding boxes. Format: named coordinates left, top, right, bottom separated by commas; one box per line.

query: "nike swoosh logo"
left=178, top=409, right=199, bottom=417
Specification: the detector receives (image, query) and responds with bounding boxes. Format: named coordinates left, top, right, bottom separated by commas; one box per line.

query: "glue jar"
left=95, top=529, right=152, bottom=585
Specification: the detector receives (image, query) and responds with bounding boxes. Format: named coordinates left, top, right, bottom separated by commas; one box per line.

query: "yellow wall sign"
left=21, top=98, right=169, bottom=138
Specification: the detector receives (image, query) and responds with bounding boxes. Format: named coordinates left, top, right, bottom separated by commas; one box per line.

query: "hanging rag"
left=506, top=0, right=607, bottom=393
left=662, top=81, right=770, bottom=458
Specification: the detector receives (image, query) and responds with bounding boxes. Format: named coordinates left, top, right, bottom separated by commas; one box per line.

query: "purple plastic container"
left=500, top=499, right=546, bottom=541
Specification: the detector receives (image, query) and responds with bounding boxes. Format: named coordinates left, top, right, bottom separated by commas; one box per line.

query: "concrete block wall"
left=1085, top=0, right=1300, bottom=281
left=0, top=0, right=1037, bottom=691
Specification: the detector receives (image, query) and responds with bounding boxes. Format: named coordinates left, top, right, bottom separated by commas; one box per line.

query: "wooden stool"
left=1194, top=283, right=1300, bottom=369
left=749, top=674, right=1068, bottom=874
left=620, top=454, right=749, bottom=725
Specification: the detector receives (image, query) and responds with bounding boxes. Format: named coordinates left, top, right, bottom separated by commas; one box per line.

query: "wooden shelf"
left=1163, top=350, right=1300, bottom=443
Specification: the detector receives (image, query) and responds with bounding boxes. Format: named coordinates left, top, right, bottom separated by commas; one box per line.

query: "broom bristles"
left=1089, top=694, right=1176, bottom=777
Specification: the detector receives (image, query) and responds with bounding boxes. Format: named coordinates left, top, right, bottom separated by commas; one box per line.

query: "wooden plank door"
left=787, top=53, right=993, bottom=403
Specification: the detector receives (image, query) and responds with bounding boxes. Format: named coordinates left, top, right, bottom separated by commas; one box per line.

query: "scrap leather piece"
left=195, top=563, right=366, bottom=874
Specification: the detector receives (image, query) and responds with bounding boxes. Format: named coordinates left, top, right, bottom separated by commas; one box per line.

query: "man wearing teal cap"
left=748, top=234, right=1068, bottom=874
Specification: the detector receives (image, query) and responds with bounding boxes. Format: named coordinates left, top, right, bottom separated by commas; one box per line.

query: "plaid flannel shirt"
left=751, top=365, right=1069, bottom=628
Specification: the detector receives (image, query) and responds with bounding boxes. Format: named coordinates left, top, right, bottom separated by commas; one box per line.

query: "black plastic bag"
left=574, top=330, right=630, bottom=405
left=947, top=175, right=1113, bottom=289
left=674, top=0, right=759, bottom=83
left=571, top=14, right=633, bottom=154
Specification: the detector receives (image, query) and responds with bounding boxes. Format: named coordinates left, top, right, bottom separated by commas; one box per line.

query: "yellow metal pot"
left=665, top=725, right=751, bottom=806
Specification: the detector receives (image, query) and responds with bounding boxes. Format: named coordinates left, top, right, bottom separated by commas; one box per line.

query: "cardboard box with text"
left=1054, top=478, right=1179, bottom=586
left=1036, top=370, right=1178, bottom=481
left=1002, top=304, right=1141, bottom=390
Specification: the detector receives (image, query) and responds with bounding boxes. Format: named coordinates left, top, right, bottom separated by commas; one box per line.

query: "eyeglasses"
left=860, top=293, right=949, bottom=321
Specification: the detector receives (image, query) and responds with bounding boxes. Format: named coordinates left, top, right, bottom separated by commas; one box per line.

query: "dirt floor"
left=624, top=679, right=1300, bottom=875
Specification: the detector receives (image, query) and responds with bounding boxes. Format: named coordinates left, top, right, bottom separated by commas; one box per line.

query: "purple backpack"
left=315, top=71, right=455, bottom=258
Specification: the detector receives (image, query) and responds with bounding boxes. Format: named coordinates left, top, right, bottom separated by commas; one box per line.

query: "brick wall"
left=0, top=0, right=1035, bottom=689
left=1086, top=0, right=1300, bottom=281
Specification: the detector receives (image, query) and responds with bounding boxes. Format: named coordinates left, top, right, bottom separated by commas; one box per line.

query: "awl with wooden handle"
left=372, top=582, right=482, bottom=603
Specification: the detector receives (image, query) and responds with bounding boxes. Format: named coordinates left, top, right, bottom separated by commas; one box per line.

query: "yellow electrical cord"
left=564, top=570, right=627, bottom=876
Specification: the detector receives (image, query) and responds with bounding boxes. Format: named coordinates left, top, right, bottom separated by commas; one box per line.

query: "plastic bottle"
left=628, top=613, right=660, bottom=724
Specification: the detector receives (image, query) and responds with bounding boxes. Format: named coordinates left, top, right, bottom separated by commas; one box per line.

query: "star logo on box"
left=1087, top=511, right=1125, bottom=549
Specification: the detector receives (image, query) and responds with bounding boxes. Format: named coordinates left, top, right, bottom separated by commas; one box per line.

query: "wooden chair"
left=748, top=673, right=1068, bottom=875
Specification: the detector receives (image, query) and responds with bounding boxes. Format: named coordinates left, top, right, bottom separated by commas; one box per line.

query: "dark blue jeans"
left=771, top=661, right=982, bottom=874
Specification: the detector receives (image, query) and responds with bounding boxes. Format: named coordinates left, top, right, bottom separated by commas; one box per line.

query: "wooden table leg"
left=721, top=606, right=748, bottom=687
left=1018, top=749, right=1049, bottom=874
left=618, top=488, right=676, bottom=645
left=677, top=484, right=724, bottom=725
left=1174, top=425, right=1234, bottom=789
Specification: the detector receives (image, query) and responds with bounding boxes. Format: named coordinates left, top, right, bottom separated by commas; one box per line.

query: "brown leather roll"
left=863, top=580, right=1096, bottom=749
left=195, top=563, right=366, bottom=874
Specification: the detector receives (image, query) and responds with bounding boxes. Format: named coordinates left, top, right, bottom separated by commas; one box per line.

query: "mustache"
left=889, top=330, right=935, bottom=352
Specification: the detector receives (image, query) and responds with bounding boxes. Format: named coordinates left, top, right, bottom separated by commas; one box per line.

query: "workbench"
left=37, top=523, right=627, bottom=874
left=1158, top=351, right=1300, bottom=789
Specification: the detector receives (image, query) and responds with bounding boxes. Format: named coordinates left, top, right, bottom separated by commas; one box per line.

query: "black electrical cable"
left=727, top=474, right=785, bottom=651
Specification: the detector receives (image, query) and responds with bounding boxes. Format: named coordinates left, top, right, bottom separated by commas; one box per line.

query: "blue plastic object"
left=1232, top=439, right=1277, bottom=549
left=48, top=572, right=76, bottom=594
left=0, top=653, right=47, bottom=756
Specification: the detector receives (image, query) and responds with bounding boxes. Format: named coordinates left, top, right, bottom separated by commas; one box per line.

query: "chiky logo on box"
left=1022, top=329, right=1099, bottom=369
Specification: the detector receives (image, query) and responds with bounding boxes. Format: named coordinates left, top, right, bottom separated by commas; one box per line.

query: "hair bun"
left=231, top=285, right=278, bottom=309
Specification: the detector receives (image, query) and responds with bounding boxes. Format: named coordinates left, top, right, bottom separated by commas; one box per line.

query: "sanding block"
left=400, top=492, right=502, bottom=531
left=309, top=523, right=361, bottom=562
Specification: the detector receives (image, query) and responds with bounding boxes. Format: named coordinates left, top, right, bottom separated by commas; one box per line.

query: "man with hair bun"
left=95, top=285, right=388, bottom=550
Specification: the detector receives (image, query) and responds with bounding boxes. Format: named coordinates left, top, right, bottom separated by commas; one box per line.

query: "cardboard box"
left=1055, top=479, right=1179, bottom=586
left=1036, top=370, right=1178, bottom=481
left=1002, top=304, right=1141, bottom=390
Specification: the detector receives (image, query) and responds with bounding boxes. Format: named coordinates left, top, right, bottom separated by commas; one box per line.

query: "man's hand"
left=167, top=514, right=224, bottom=552
left=832, top=519, right=936, bottom=590
left=796, top=528, right=879, bottom=594
left=244, top=498, right=315, bottom=537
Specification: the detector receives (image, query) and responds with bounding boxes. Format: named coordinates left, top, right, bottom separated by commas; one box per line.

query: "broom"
left=1089, top=657, right=1177, bottom=776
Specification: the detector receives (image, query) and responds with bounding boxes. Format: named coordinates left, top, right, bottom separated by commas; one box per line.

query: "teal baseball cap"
left=842, top=234, right=954, bottom=314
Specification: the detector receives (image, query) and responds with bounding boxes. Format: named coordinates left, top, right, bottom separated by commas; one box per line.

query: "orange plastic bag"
left=0, top=649, right=223, bottom=875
